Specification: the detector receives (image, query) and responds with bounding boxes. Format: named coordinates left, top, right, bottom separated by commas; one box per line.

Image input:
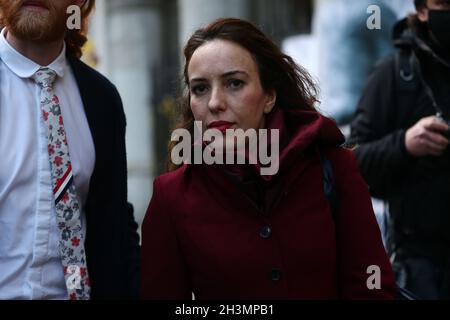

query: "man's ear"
left=417, top=5, right=429, bottom=22
left=263, top=90, right=277, bottom=114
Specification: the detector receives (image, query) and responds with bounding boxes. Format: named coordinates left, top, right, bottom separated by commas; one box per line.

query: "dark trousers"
left=393, top=257, right=450, bottom=300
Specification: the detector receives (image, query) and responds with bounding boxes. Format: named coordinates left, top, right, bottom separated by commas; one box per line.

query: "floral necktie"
left=33, top=67, right=91, bottom=300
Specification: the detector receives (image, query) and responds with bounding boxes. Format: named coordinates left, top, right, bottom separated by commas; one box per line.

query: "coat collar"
left=183, top=107, right=345, bottom=184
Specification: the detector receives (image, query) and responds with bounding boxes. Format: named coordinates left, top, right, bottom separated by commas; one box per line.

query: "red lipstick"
left=207, top=121, right=235, bottom=132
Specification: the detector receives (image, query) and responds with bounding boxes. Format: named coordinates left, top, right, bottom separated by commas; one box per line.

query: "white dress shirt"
left=0, top=28, right=95, bottom=300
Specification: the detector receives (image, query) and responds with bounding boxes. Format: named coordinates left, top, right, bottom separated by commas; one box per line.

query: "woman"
left=141, top=18, right=396, bottom=299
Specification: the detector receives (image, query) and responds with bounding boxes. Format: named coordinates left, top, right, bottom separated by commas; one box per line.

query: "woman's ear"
left=263, top=90, right=277, bottom=114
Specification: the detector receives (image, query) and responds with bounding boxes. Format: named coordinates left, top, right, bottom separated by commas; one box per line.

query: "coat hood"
left=214, top=106, right=345, bottom=182
left=182, top=106, right=344, bottom=182
left=261, top=106, right=345, bottom=180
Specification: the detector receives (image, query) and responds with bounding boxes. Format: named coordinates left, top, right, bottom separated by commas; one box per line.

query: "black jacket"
left=69, top=56, right=140, bottom=299
left=349, top=17, right=450, bottom=259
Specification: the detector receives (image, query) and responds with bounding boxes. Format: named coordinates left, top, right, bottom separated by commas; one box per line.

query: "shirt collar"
left=0, top=27, right=67, bottom=79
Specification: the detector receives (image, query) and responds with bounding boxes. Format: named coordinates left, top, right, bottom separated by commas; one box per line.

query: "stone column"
left=178, top=0, right=250, bottom=47
left=88, top=0, right=109, bottom=74
left=106, top=0, right=162, bottom=226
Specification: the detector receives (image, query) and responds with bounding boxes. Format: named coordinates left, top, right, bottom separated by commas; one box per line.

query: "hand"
left=405, top=116, right=450, bottom=157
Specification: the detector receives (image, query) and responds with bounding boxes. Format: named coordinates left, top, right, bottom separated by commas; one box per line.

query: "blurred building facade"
left=283, top=0, right=415, bottom=126
left=88, top=0, right=313, bottom=226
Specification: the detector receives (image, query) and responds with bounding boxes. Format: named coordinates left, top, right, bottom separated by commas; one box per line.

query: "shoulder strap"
left=394, top=47, right=442, bottom=115
left=320, top=151, right=338, bottom=220
left=394, top=47, right=420, bottom=92
left=319, top=149, right=420, bottom=299
left=320, top=148, right=420, bottom=300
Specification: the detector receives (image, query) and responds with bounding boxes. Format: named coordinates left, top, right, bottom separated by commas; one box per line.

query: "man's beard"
left=0, top=0, right=68, bottom=43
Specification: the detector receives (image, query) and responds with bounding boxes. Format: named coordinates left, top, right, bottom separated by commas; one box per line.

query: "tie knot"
left=33, top=68, right=57, bottom=88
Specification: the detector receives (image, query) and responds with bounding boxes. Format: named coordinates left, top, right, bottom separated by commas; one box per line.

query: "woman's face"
left=188, top=39, right=276, bottom=133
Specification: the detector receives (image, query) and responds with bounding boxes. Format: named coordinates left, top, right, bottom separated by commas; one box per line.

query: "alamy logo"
left=366, top=265, right=381, bottom=290
left=66, top=265, right=82, bottom=290
left=170, top=121, right=280, bottom=176
left=66, top=5, right=81, bottom=30
left=367, top=5, right=381, bottom=30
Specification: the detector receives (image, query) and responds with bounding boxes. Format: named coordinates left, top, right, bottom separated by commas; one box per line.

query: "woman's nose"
left=208, top=86, right=226, bottom=113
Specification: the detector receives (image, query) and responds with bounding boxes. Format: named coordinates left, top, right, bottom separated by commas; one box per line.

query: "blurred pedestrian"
left=349, top=0, right=450, bottom=300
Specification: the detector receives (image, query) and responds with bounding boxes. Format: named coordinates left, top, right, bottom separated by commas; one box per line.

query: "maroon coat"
left=141, top=108, right=396, bottom=299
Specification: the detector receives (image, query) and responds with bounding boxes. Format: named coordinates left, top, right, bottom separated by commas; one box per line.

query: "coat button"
left=259, top=226, right=272, bottom=239
left=271, top=268, right=282, bottom=281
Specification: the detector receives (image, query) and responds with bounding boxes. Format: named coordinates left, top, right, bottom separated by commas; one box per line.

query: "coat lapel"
left=67, top=56, right=100, bottom=155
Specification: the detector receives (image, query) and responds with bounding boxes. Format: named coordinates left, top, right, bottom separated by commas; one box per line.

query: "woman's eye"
left=191, top=84, right=208, bottom=95
left=228, top=79, right=244, bottom=89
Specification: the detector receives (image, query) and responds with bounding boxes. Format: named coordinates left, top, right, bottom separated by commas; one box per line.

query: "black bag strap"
left=395, top=47, right=419, bottom=91
left=319, top=150, right=338, bottom=220
left=319, top=149, right=417, bottom=300
left=394, top=46, right=443, bottom=116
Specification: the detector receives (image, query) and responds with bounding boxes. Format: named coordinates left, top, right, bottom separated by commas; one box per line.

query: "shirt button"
left=259, top=226, right=272, bottom=239
left=271, top=268, right=282, bottom=281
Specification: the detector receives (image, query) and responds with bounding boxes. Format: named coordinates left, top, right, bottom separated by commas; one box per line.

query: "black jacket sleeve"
left=349, top=56, right=414, bottom=199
